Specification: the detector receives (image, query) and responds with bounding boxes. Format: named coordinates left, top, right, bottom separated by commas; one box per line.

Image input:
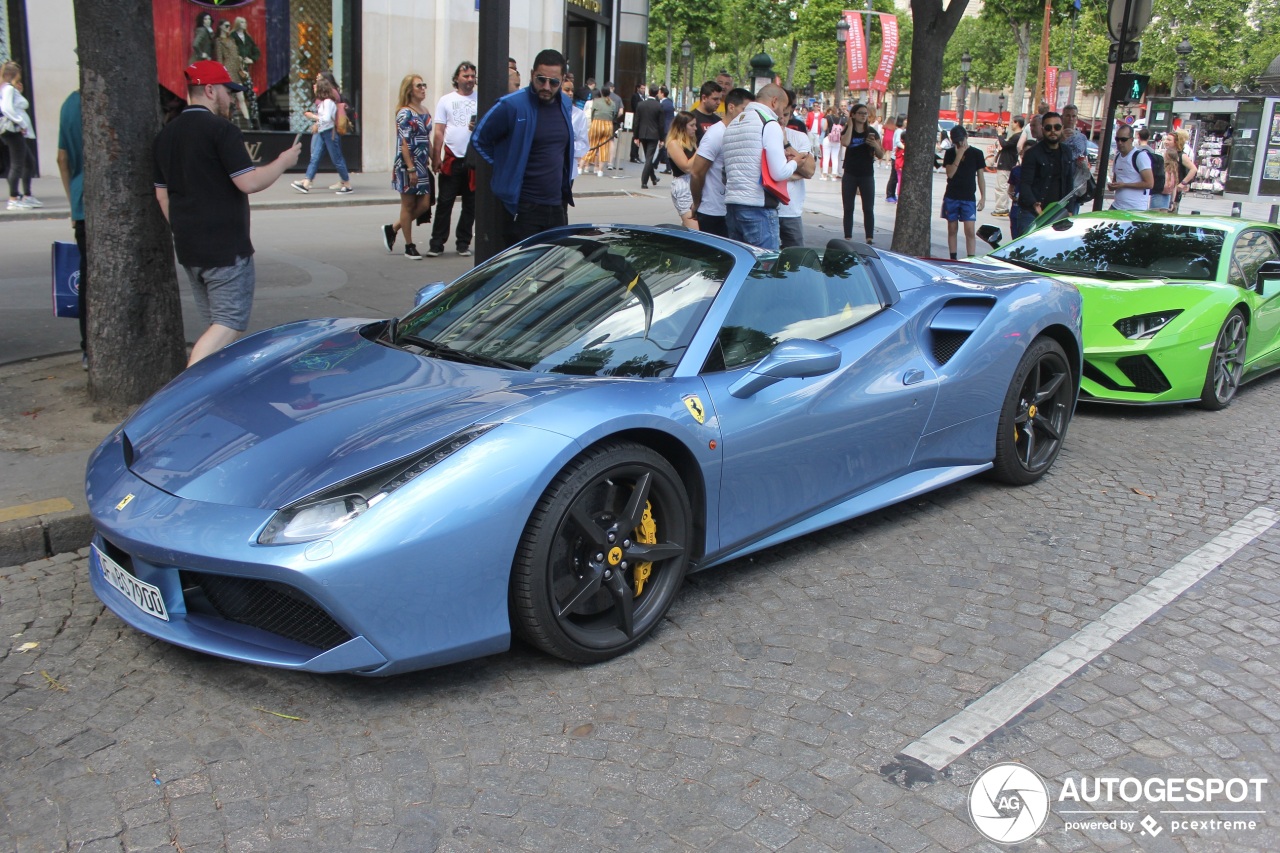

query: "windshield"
left=990, top=218, right=1225, bottom=281
left=395, top=229, right=734, bottom=377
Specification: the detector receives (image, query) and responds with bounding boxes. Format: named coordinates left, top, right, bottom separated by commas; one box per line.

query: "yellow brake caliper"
left=632, top=501, right=657, bottom=597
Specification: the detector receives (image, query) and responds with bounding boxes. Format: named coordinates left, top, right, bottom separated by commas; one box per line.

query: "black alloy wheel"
left=990, top=337, right=1075, bottom=485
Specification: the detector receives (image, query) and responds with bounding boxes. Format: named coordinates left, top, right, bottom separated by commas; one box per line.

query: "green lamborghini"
left=982, top=212, right=1280, bottom=409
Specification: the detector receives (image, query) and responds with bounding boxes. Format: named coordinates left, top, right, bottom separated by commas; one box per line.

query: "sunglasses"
left=413, top=83, right=427, bottom=89
left=1116, top=136, right=1133, bottom=142
left=1043, top=123, right=1063, bottom=130
left=534, top=75, right=562, bottom=87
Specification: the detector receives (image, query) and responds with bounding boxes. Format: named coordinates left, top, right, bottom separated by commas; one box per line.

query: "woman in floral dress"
left=382, top=74, right=433, bottom=259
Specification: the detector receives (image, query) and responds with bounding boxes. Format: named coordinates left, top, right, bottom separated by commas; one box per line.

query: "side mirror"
left=414, top=281, right=447, bottom=307
left=1257, top=260, right=1280, bottom=298
left=729, top=339, right=842, bottom=398
left=977, top=224, right=1003, bottom=249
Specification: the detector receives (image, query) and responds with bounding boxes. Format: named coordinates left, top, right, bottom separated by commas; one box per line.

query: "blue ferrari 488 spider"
left=87, top=226, right=1082, bottom=675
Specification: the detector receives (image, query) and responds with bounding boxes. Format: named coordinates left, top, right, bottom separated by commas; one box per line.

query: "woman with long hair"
left=1150, top=134, right=1178, bottom=212
left=1, top=61, right=39, bottom=209
left=664, top=111, right=699, bottom=230
left=189, top=12, right=214, bottom=64
left=840, top=102, right=884, bottom=243
left=820, top=108, right=841, bottom=181
left=381, top=74, right=433, bottom=259
left=582, top=87, right=616, bottom=177
left=290, top=78, right=352, bottom=194
left=1169, top=129, right=1199, bottom=212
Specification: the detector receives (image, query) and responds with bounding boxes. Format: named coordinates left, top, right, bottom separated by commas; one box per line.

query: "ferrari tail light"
left=1114, top=310, right=1182, bottom=340
left=257, top=424, right=497, bottom=545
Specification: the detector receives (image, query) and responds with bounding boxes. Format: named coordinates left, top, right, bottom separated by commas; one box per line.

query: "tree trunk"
left=1012, top=21, right=1031, bottom=115
left=892, top=0, right=970, bottom=258
left=74, top=0, right=187, bottom=409
left=665, top=24, right=673, bottom=89
left=785, top=38, right=798, bottom=88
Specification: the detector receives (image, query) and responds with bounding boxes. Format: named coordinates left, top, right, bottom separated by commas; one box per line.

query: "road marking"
left=0, top=497, right=75, bottom=523
left=900, top=507, right=1279, bottom=771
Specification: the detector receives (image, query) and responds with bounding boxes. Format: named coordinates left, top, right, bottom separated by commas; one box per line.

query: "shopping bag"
left=51, top=240, right=81, bottom=318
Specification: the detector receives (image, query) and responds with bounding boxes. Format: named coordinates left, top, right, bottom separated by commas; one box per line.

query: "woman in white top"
left=1, top=61, right=40, bottom=210
left=290, top=78, right=352, bottom=193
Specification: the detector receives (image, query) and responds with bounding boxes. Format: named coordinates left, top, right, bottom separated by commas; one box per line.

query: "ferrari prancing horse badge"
left=682, top=394, right=706, bottom=424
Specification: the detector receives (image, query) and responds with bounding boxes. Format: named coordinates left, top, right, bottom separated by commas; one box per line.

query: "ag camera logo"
left=969, top=762, right=1050, bottom=843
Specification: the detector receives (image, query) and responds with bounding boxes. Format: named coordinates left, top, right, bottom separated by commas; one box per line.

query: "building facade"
left=1, top=0, right=648, bottom=175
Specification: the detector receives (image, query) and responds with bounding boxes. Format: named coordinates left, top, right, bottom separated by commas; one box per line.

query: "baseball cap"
left=185, top=60, right=248, bottom=92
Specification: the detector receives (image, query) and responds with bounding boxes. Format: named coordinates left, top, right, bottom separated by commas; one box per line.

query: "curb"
left=0, top=508, right=93, bottom=567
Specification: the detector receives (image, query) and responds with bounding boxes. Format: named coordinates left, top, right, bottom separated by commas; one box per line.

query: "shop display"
left=1192, top=130, right=1227, bottom=196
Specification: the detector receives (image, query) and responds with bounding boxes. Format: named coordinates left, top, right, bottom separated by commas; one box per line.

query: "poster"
left=870, top=14, right=899, bottom=93
left=845, top=10, right=868, bottom=91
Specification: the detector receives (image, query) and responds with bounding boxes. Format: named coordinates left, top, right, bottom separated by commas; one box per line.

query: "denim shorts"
left=183, top=255, right=255, bottom=332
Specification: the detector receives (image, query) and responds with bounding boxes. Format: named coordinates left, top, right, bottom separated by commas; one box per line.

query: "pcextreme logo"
left=968, top=763, right=1270, bottom=843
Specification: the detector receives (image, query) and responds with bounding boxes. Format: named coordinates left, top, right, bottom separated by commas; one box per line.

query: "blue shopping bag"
left=52, top=240, right=80, bottom=318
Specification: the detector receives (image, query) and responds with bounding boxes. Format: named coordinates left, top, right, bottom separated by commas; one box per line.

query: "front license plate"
left=95, top=545, right=170, bottom=621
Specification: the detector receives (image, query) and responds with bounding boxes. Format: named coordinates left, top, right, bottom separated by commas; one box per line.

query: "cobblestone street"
left=3, top=375, right=1279, bottom=851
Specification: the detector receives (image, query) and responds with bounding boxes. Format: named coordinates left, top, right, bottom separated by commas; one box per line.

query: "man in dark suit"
left=629, top=83, right=647, bottom=163
left=657, top=86, right=675, bottom=172
left=634, top=86, right=664, bottom=189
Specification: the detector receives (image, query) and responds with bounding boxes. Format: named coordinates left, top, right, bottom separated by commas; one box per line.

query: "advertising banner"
left=1046, top=66, right=1060, bottom=112
left=871, top=14, right=899, bottom=93
left=845, top=10, right=868, bottom=91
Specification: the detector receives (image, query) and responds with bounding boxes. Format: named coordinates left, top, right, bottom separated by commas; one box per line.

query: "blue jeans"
left=726, top=203, right=779, bottom=251
left=305, top=129, right=350, bottom=182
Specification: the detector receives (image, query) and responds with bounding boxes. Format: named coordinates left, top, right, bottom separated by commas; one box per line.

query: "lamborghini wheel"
left=990, top=337, right=1074, bottom=486
left=511, top=441, right=691, bottom=663
left=1197, top=309, right=1247, bottom=410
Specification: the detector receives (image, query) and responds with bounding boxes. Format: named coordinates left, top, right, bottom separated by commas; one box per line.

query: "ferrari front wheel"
left=990, top=337, right=1074, bottom=486
left=1197, top=309, right=1247, bottom=410
left=511, top=441, right=691, bottom=664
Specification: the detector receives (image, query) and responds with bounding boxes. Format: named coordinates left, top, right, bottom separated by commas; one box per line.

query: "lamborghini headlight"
left=258, top=423, right=497, bottom=545
left=1114, top=310, right=1182, bottom=340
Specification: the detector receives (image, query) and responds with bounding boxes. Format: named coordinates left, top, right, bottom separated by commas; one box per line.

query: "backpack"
left=1144, top=146, right=1164, bottom=193
left=826, top=121, right=843, bottom=144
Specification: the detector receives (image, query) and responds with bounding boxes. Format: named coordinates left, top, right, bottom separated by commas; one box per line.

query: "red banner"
left=845, top=10, right=868, bottom=91
left=1045, top=66, right=1059, bottom=112
left=871, top=13, right=899, bottom=93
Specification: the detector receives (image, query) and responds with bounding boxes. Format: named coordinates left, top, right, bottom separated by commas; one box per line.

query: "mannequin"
left=188, top=13, right=214, bottom=65
left=214, top=20, right=251, bottom=123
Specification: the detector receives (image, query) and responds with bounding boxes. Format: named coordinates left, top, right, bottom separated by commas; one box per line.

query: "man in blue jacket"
left=471, top=49, right=575, bottom=250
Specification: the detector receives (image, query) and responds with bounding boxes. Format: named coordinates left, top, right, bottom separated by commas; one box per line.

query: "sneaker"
left=334, top=186, right=354, bottom=194
left=6, top=199, right=31, bottom=210
left=992, top=210, right=1009, bottom=218
left=22, top=196, right=43, bottom=208
left=866, top=237, right=874, bottom=245
left=596, top=170, right=604, bottom=177
left=82, top=353, right=89, bottom=371
left=382, top=224, right=396, bottom=253
left=886, top=197, right=897, bottom=203
left=328, top=183, right=344, bottom=190
left=424, top=248, right=442, bottom=257
left=457, top=248, right=472, bottom=257
left=290, top=180, right=310, bottom=193
left=404, top=243, right=422, bottom=260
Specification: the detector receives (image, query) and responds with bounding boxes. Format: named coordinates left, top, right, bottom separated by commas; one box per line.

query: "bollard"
left=1270, top=204, right=1279, bottom=224
left=1231, top=202, right=1242, bottom=218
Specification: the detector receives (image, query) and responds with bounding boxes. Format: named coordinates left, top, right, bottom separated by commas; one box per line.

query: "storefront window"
left=153, top=0, right=357, bottom=136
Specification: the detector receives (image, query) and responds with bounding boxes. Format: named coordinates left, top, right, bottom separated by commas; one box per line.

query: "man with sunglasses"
left=1107, top=128, right=1154, bottom=210
left=472, top=49, right=576, bottom=250
left=1018, top=111, right=1075, bottom=225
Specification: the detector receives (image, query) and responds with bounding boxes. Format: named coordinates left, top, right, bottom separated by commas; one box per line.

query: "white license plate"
left=95, top=545, right=170, bottom=621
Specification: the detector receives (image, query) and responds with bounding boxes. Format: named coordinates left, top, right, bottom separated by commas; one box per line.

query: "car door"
left=697, top=250, right=939, bottom=554
left=1228, top=229, right=1280, bottom=369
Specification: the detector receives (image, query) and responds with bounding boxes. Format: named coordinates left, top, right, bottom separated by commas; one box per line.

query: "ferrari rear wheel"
left=1197, top=309, right=1247, bottom=410
left=990, top=337, right=1074, bottom=486
left=511, top=441, right=692, bottom=664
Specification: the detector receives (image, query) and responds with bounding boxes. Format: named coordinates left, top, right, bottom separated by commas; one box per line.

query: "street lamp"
left=958, top=50, right=972, bottom=129
left=681, top=39, right=691, bottom=109
left=836, top=17, right=850, bottom=111
left=808, top=60, right=818, bottom=99
left=998, top=92, right=1006, bottom=126
left=1175, top=37, right=1193, bottom=96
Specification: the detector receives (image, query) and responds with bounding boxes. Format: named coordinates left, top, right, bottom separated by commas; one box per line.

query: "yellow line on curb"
left=0, top=498, right=76, bottom=523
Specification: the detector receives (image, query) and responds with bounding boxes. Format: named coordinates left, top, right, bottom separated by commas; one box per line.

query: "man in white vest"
left=720, top=84, right=804, bottom=250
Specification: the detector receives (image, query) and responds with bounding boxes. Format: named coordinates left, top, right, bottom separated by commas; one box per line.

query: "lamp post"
left=808, top=60, right=818, bottom=99
left=836, top=17, right=850, bottom=111
left=958, top=50, right=971, bottom=129
left=681, top=39, right=691, bottom=109
left=1175, top=37, right=1192, bottom=96
left=998, top=92, right=1006, bottom=127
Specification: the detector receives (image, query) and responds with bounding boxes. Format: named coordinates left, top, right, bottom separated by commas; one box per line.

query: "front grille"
left=931, top=330, right=970, bottom=365
left=180, top=571, right=353, bottom=651
left=1082, top=356, right=1171, bottom=394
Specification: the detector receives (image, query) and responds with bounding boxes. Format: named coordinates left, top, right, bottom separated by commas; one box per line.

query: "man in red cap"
left=153, top=60, right=300, bottom=365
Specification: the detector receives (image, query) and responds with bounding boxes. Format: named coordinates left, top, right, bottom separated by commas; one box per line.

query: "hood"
left=122, top=322, right=581, bottom=508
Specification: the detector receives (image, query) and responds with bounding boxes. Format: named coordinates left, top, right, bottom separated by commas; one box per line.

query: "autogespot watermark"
left=968, top=763, right=1269, bottom=844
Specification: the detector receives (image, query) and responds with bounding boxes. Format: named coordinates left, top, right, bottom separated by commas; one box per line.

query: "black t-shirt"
left=521, top=97, right=570, bottom=206
left=844, top=127, right=879, bottom=177
left=153, top=106, right=256, bottom=268
left=943, top=145, right=986, bottom=201
left=694, top=108, right=721, bottom=143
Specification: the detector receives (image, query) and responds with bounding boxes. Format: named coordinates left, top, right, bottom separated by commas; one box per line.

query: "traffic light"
left=1116, top=73, right=1150, bottom=104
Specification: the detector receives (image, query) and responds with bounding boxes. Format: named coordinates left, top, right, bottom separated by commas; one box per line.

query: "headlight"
left=257, top=423, right=496, bottom=545
left=1114, top=310, right=1182, bottom=340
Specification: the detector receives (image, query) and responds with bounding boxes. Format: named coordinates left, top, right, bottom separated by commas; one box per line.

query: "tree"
left=981, top=0, right=1044, bottom=116
left=73, top=0, right=187, bottom=409
left=891, top=0, right=971, bottom=258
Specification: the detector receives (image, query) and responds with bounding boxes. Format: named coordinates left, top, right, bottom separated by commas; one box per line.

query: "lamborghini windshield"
left=990, top=217, right=1226, bottom=281
left=394, top=229, right=734, bottom=377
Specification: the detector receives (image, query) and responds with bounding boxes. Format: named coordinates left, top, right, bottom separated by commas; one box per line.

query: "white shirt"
left=433, top=89, right=479, bottom=157
left=314, top=98, right=337, bottom=132
left=779, top=127, right=811, bottom=219
left=694, top=120, right=729, bottom=217
left=1112, top=147, right=1152, bottom=210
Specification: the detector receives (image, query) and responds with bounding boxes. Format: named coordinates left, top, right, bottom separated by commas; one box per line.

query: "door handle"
left=903, top=369, right=926, bottom=385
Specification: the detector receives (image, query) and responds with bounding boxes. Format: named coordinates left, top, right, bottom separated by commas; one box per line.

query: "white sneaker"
left=7, top=199, right=31, bottom=210
left=22, top=196, right=43, bottom=207
left=596, top=169, right=604, bottom=177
